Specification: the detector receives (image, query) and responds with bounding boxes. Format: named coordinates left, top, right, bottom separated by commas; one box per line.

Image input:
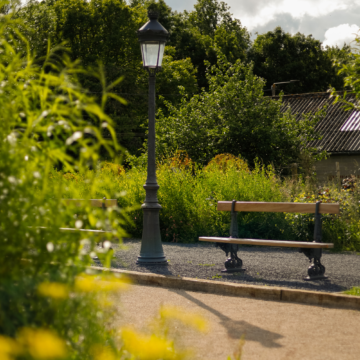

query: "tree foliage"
left=249, top=26, right=347, bottom=94
left=156, top=54, right=326, bottom=170
left=331, top=32, right=360, bottom=110
left=14, top=0, right=349, bottom=161
left=169, top=0, right=250, bottom=89
left=17, top=0, right=198, bottom=155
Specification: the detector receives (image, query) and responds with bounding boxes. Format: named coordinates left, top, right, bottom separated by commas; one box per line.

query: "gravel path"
left=95, top=239, right=360, bottom=293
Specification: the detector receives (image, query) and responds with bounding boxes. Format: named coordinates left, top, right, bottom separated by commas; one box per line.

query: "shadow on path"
left=169, top=289, right=283, bottom=348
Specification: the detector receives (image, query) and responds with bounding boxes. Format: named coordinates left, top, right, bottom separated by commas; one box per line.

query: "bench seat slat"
left=217, top=201, right=340, bottom=214
left=59, top=228, right=111, bottom=233
left=62, top=199, right=117, bottom=208
left=36, top=226, right=112, bottom=233
left=199, top=237, right=334, bottom=249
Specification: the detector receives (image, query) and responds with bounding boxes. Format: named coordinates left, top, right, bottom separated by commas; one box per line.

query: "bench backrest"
left=62, top=199, right=117, bottom=208
left=217, top=201, right=340, bottom=214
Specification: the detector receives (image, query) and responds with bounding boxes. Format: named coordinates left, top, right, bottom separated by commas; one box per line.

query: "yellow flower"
left=38, top=282, right=69, bottom=299
left=159, top=306, right=208, bottom=332
left=121, top=327, right=176, bottom=360
left=91, top=345, right=116, bottom=360
left=0, top=335, right=21, bottom=360
left=74, top=274, right=130, bottom=293
left=17, top=328, right=67, bottom=359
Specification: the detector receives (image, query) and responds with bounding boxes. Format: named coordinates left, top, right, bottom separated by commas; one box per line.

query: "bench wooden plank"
left=37, top=227, right=112, bottom=233
left=59, top=228, right=111, bottom=233
left=62, top=199, right=117, bottom=208
left=217, top=201, right=340, bottom=214
left=199, top=237, right=334, bottom=249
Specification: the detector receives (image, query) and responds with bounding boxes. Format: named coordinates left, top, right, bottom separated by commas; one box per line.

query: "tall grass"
left=55, top=154, right=360, bottom=251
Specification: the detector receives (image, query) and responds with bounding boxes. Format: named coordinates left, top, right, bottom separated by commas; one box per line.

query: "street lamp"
left=271, top=80, right=299, bottom=96
left=136, top=10, right=168, bottom=264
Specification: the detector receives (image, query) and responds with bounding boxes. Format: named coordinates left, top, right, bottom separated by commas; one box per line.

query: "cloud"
left=232, top=0, right=354, bottom=30
left=323, top=24, right=360, bottom=48
left=164, top=0, right=360, bottom=44
left=250, top=7, right=360, bottom=42
left=249, top=13, right=301, bottom=38
left=168, top=0, right=195, bottom=12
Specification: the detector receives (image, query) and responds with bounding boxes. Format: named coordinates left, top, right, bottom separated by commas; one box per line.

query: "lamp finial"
left=148, top=10, right=159, bottom=20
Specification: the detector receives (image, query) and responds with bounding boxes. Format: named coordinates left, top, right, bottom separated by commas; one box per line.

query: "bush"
left=58, top=153, right=295, bottom=243
left=286, top=183, right=360, bottom=251
left=58, top=152, right=360, bottom=250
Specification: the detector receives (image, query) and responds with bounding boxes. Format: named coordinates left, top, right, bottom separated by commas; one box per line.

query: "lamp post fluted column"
left=137, top=70, right=167, bottom=264
left=136, top=10, right=168, bottom=264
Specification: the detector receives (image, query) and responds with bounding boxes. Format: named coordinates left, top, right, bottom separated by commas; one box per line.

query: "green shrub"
left=57, top=151, right=360, bottom=250
left=57, top=153, right=295, bottom=243
left=286, top=184, right=360, bottom=250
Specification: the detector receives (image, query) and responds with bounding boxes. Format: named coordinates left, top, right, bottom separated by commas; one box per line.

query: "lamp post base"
left=137, top=204, right=167, bottom=265
left=136, top=256, right=168, bottom=265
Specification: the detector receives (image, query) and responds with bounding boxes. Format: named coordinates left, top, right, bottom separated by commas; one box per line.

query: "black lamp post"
left=271, top=80, right=299, bottom=96
left=136, top=10, right=168, bottom=264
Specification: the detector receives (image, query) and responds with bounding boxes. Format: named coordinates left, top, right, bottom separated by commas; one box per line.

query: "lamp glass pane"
left=141, top=42, right=160, bottom=68
left=157, top=43, right=165, bottom=67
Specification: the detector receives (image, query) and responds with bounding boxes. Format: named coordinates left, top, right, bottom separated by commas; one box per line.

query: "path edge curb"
left=91, top=266, right=360, bottom=310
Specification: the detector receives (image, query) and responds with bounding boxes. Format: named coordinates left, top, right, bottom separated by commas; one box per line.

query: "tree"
left=16, top=0, right=198, bottom=156
left=169, top=0, right=250, bottom=88
left=249, top=27, right=345, bottom=94
left=332, top=32, right=360, bottom=110
left=156, top=54, right=325, bottom=170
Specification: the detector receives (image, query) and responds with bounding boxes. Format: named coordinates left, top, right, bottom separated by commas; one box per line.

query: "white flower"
left=75, top=220, right=83, bottom=229
left=66, top=131, right=83, bottom=145
left=46, top=242, right=54, bottom=252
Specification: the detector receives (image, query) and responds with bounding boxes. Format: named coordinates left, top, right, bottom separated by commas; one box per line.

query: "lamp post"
left=136, top=10, right=168, bottom=264
left=271, top=80, right=299, bottom=96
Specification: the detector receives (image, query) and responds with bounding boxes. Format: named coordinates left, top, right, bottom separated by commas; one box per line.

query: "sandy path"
left=113, top=284, right=360, bottom=360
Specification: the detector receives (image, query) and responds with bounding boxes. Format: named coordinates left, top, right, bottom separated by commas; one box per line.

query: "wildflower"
left=17, top=328, right=67, bottom=359
left=38, top=282, right=69, bottom=299
left=91, top=345, right=116, bottom=360
left=0, top=335, right=21, bottom=360
left=121, top=328, right=175, bottom=360
left=74, top=274, right=130, bottom=292
left=159, top=305, right=208, bottom=332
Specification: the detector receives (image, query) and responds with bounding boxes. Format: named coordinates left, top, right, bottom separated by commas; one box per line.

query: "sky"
left=166, top=0, right=360, bottom=48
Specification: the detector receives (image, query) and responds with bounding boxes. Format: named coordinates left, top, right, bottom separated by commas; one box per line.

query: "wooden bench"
left=199, top=200, right=340, bottom=280
left=60, top=198, right=117, bottom=234
left=61, top=198, right=118, bottom=256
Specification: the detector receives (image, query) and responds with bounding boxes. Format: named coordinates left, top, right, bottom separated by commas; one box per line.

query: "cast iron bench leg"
left=216, top=200, right=245, bottom=273
left=300, top=201, right=327, bottom=281
left=300, top=248, right=326, bottom=280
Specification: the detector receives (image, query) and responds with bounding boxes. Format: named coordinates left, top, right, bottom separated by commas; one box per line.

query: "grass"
left=212, top=275, right=222, bottom=279
left=343, top=287, right=360, bottom=296
left=198, top=264, right=215, bottom=267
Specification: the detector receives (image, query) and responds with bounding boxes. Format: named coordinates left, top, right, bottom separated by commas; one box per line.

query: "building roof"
left=275, top=92, right=360, bottom=154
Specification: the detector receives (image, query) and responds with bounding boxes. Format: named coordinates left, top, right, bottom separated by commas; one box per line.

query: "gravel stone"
left=94, top=239, right=360, bottom=293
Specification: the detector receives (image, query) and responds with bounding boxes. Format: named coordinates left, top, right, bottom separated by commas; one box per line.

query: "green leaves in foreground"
left=0, top=5, right=130, bottom=358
